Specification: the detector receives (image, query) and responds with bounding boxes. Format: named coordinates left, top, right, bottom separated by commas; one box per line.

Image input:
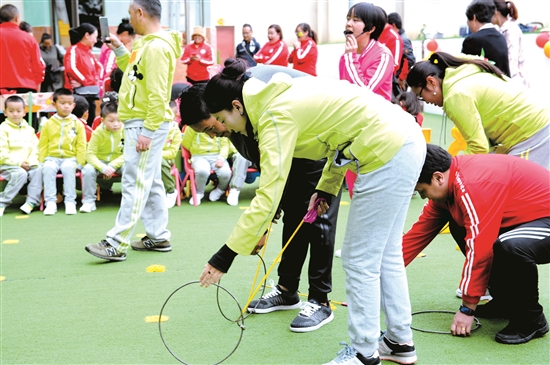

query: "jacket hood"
left=142, top=28, right=182, bottom=59
left=244, top=72, right=293, bottom=123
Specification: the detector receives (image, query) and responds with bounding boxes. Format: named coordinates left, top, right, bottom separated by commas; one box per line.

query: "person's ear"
left=433, top=171, right=445, bottom=186
left=232, top=100, right=244, bottom=113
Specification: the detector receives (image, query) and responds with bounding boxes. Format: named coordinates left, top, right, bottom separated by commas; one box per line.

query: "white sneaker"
left=334, top=249, right=342, bottom=258
left=43, top=202, right=57, bottom=215
left=20, top=202, right=36, bottom=214
left=209, top=187, right=226, bottom=202
left=65, top=202, right=77, bottom=215
left=226, top=188, right=240, bottom=206
left=166, top=191, right=177, bottom=209
left=0, top=207, right=5, bottom=217
left=456, top=288, right=493, bottom=301
left=79, top=202, right=97, bottom=213
left=189, top=193, right=204, bottom=206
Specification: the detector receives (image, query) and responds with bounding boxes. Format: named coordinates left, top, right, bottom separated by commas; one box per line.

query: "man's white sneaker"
left=189, top=193, right=204, bottom=206
left=20, top=202, right=36, bottom=214
left=209, top=187, right=225, bottom=202
left=79, top=202, right=97, bottom=213
left=0, top=207, right=5, bottom=217
left=227, top=188, right=240, bottom=206
left=43, top=202, right=57, bottom=215
left=166, top=191, right=177, bottom=209
left=65, top=202, right=77, bottom=215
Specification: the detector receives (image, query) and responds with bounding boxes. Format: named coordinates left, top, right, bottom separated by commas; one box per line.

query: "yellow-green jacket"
left=443, top=64, right=549, bottom=154
left=226, top=73, right=419, bottom=255
left=181, top=127, right=229, bottom=161
left=162, top=121, right=182, bottom=161
left=114, top=29, right=182, bottom=136
left=38, top=114, right=86, bottom=166
left=0, top=118, right=39, bottom=167
left=86, top=124, right=124, bottom=172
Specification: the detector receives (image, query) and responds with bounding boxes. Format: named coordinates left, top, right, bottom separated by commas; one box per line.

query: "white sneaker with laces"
left=209, top=187, right=226, bottom=202
left=166, top=191, right=177, bottom=209
left=20, top=202, right=36, bottom=214
left=79, top=202, right=97, bottom=213
left=189, top=193, right=204, bottom=206
left=227, top=188, right=240, bottom=206
left=65, top=202, right=77, bottom=215
left=0, top=207, right=5, bottom=217
left=43, top=202, right=57, bottom=215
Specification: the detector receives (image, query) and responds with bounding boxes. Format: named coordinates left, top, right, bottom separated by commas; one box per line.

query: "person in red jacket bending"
left=288, top=23, right=318, bottom=76
left=254, top=24, right=289, bottom=67
left=181, top=26, right=214, bottom=84
left=403, top=144, right=550, bottom=345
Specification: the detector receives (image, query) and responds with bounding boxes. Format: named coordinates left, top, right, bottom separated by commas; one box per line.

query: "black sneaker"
left=131, top=236, right=172, bottom=252
left=85, top=240, right=126, bottom=261
left=378, top=335, right=417, bottom=364
left=495, top=316, right=549, bottom=344
left=247, top=284, right=301, bottom=314
left=323, top=343, right=380, bottom=365
left=290, top=299, right=334, bottom=332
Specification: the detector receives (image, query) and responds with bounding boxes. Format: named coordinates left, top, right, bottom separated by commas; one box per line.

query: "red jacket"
left=254, top=40, right=289, bottom=67
left=378, top=24, right=403, bottom=75
left=64, top=42, right=103, bottom=90
left=403, top=155, right=550, bottom=304
left=181, top=41, right=214, bottom=82
left=0, top=22, right=44, bottom=90
left=288, top=38, right=317, bottom=76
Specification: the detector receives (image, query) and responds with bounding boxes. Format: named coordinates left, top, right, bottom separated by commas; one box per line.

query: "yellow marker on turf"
left=146, top=264, right=166, bottom=272
left=2, top=239, right=19, bottom=244
left=340, top=201, right=349, bottom=206
left=145, top=315, right=169, bottom=323
left=136, top=233, right=146, bottom=238
left=15, top=215, right=29, bottom=219
left=0, top=276, right=5, bottom=281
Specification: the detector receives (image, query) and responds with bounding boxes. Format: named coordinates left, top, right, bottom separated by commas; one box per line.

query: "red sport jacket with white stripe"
left=338, top=38, right=394, bottom=101
left=64, top=42, right=103, bottom=90
left=402, top=154, right=550, bottom=304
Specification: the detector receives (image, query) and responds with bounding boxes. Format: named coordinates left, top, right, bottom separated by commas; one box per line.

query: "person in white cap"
left=181, top=26, right=214, bottom=84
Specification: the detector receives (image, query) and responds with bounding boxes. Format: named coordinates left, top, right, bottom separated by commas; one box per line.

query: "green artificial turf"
left=1, top=114, right=549, bottom=364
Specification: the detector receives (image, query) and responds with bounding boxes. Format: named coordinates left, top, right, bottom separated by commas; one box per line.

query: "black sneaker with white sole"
left=247, top=284, right=301, bottom=313
left=290, top=299, right=334, bottom=332
left=85, top=240, right=126, bottom=261
left=378, top=335, right=417, bottom=364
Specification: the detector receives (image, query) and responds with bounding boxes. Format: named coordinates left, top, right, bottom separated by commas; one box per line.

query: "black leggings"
left=277, top=158, right=342, bottom=303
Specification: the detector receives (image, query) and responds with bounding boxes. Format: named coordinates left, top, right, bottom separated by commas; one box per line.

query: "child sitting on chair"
left=39, top=88, right=87, bottom=215
left=80, top=102, right=124, bottom=213
left=0, top=95, right=43, bottom=216
left=181, top=123, right=231, bottom=206
left=162, top=101, right=183, bottom=209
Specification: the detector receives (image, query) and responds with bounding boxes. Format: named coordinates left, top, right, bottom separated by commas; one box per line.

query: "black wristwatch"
left=459, top=304, right=475, bottom=316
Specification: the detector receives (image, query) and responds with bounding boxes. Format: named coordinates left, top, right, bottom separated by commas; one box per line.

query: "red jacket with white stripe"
left=403, top=155, right=550, bottom=304
left=378, top=24, right=403, bottom=75
left=64, top=42, right=103, bottom=90
left=181, top=41, right=214, bottom=82
left=254, top=40, right=289, bottom=67
left=288, top=38, right=317, bottom=76
left=339, top=38, right=394, bottom=101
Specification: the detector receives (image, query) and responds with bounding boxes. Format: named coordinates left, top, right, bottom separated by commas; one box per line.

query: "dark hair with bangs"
left=347, top=2, right=387, bottom=40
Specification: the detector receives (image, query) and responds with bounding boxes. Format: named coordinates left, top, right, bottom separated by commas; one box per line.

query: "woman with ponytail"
left=288, top=23, right=318, bottom=76
left=198, top=58, right=426, bottom=365
left=407, top=52, right=549, bottom=168
left=492, top=0, right=529, bottom=87
left=64, top=23, right=103, bottom=125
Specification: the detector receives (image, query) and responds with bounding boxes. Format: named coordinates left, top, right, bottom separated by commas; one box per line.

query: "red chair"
left=170, top=164, right=182, bottom=206
left=181, top=147, right=199, bottom=206
left=91, top=116, right=102, bottom=130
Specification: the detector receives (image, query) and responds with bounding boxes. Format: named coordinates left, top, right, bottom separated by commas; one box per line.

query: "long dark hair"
left=297, top=23, right=317, bottom=43
left=407, top=52, right=506, bottom=89
left=347, top=2, right=387, bottom=40
left=204, top=58, right=250, bottom=113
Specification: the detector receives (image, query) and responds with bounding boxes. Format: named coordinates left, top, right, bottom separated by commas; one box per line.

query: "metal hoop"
left=159, top=280, right=245, bottom=365
left=411, top=310, right=482, bottom=334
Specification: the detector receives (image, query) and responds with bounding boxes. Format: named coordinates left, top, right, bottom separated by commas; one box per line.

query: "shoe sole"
left=131, top=246, right=172, bottom=252
left=247, top=302, right=302, bottom=314
left=495, top=323, right=549, bottom=344
left=79, top=207, right=97, bottom=213
left=85, top=247, right=126, bottom=261
left=379, top=354, right=418, bottom=365
left=290, top=311, right=334, bottom=333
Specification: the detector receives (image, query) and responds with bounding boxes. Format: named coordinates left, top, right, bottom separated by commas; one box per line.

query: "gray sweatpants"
left=507, top=124, right=550, bottom=170
left=106, top=120, right=170, bottom=252
left=341, top=126, right=426, bottom=357
left=0, top=165, right=43, bottom=207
